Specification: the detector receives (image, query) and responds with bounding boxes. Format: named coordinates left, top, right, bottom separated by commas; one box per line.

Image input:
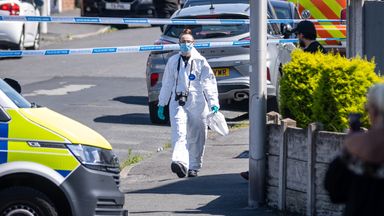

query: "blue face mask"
left=179, top=42, right=193, bottom=54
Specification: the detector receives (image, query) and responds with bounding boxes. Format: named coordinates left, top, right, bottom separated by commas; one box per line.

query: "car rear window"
left=164, top=15, right=249, bottom=39
left=184, top=0, right=249, bottom=7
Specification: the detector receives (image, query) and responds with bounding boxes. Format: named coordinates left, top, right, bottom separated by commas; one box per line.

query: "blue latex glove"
left=157, top=106, right=165, bottom=120
left=211, top=105, right=219, bottom=114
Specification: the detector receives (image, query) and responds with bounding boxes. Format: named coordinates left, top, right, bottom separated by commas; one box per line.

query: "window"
left=184, top=0, right=249, bottom=7
left=273, top=6, right=292, bottom=19
left=164, top=15, right=250, bottom=39
left=0, top=79, right=31, bottom=108
left=165, top=24, right=249, bottom=39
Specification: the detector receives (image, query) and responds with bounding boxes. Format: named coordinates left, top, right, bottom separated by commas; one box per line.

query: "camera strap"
left=175, top=55, right=193, bottom=97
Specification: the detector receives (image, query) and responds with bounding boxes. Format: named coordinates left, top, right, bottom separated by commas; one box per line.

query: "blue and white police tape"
left=0, top=38, right=346, bottom=57
left=0, top=15, right=346, bottom=25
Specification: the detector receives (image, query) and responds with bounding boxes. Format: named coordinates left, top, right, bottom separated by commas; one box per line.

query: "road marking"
left=24, top=84, right=95, bottom=96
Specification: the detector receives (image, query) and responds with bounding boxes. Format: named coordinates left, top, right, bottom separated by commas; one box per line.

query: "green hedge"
left=280, top=49, right=382, bottom=131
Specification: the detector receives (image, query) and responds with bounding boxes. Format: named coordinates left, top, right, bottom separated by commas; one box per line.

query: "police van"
left=288, top=0, right=347, bottom=54
left=0, top=78, right=127, bottom=216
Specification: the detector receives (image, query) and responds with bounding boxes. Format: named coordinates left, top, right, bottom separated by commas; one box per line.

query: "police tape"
left=0, top=15, right=345, bottom=25
left=0, top=38, right=345, bottom=57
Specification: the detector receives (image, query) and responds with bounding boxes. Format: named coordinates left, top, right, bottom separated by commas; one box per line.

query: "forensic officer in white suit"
left=157, top=28, right=220, bottom=178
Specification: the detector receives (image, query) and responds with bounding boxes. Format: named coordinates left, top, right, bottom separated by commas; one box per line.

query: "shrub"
left=281, top=49, right=382, bottom=131
left=280, top=50, right=323, bottom=126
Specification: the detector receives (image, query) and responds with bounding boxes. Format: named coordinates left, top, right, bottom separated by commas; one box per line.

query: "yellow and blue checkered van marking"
left=0, top=123, right=8, bottom=164
left=3, top=109, right=80, bottom=178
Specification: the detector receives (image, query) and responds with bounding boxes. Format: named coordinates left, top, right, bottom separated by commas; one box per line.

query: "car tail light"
left=267, top=67, right=271, bottom=81
left=340, top=8, right=346, bottom=25
left=150, top=73, right=159, bottom=87
left=0, top=3, right=20, bottom=15
left=340, top=8, right=346, bottom=20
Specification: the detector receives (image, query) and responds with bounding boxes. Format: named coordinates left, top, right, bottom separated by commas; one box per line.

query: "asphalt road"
left=0, top=26, right=248, bottom=161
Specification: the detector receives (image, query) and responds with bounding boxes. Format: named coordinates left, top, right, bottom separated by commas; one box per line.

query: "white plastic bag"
left=207, top=111, right=229, bottom=136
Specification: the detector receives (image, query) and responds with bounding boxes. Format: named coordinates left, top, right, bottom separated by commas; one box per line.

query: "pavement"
left=120, top=126, right=282, bottom=216
left=38, top=10, right=281, bottom=215
left=41, top=9, right=111, bottom=44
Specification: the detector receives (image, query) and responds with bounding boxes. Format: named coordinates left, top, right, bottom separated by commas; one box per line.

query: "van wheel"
left=149, top=101, right=169, bottom=125
left=0, top=187, right=58, bottom=216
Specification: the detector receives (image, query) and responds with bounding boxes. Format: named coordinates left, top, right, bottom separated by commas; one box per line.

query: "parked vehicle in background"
left=0, top=0, right=42, bottom=50
left=0, top=78, right=127, bottom=215
left=183, top=0, right=301, bottom=38
left=287, top=0, right=347, bottom=54
left=81, top=0, right=155, bottom=18
left=182, top=0, right=248, bottom=7
left=146, top=2, right=295, bottom=124
left=271, top=0, right=300, bottom=20
left=270, top=0, right=300, bottom=30
left=269, top=0, right=301, bottom=39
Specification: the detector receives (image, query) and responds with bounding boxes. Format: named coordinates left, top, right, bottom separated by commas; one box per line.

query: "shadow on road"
left=127, top=173, right=249, bottom=215
left=226, top=113, right=249, bottom=122
left=94, top=113, right=152, bottom=125
left=113, top=96, right=148, bottom=106
left=125, top=173, right=279, bottom=216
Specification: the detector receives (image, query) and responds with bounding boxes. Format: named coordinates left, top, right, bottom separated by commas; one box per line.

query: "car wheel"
left=0, top=187, right=58, bottom=216
left=17, top=30, right=25, bottom=51
left=29, top=25, right=40, bottom=50
left=149, top=101, right=169, bottom=125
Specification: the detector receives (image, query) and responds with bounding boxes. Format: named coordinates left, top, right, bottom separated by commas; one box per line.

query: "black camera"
left=175, top=92, right=188, bottom=106
left=348, top=113, right=362, bottom=132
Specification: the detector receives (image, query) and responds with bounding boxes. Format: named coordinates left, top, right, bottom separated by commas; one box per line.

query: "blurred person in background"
left=153, top=0, right=179, bottom=31
left=325, top=83, right=384, bottom=216
left=293, top=20, right=326, bottom=54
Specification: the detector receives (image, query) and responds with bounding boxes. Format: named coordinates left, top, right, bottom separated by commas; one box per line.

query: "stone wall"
left=266, top=114, right=346, bottom=216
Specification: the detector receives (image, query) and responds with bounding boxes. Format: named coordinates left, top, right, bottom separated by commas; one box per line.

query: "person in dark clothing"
left=153, top=0, right=179, bottom=18
left=324, top=84, right=384, bottom=216
left=292, top=20, right=327, bottom=54
left=153, top=0, right=179, bottom=31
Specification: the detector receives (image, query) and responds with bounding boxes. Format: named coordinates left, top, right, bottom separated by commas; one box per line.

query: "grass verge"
left=229, top=120, right=249, bottom=129
left=120, top=149, right=144, bottom=170
left=163, top=142, right=171, bottom=149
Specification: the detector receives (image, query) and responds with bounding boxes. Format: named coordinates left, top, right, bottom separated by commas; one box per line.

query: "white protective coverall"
left=158, top=47, right=219, bottom=171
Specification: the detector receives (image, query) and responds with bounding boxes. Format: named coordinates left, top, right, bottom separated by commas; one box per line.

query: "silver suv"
left=146, top=2, right=294, bottom=124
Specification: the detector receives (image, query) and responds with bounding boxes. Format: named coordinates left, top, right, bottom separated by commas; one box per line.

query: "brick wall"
left=62, top=0, right=75, bottom=11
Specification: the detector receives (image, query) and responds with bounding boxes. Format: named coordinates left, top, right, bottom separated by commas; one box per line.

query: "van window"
left=273, top=5, right=292, bottom=19
left=0, top=79, right=31, bottom=108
